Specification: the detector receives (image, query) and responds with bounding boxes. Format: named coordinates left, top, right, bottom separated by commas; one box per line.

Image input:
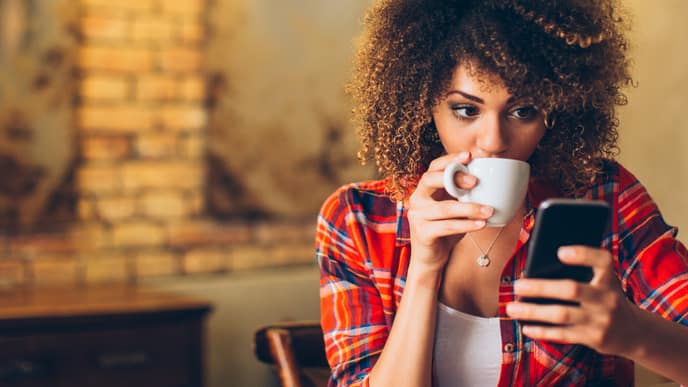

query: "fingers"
left=409, top=171, right=490, bottom=223
left=509, top=246, right=637, bottom=354
left=506, top=301, right=587, bottom=325
left=513, top=301, right=634, bottom=353
left=513, top=278, right=595, bottom=304
left=416, top=170, right=477, bottom=196
left=557, top=246, right=610, bottom=270
left=513, top=247, right=615, bottom=306
left=406, top=152, right=489, bottom=258
left=557, top=246, right=615, bottom=285
left=414, top=154, right=477, bottom=199
left=427, top=151, right=471, bottom=172
left=408, top=201, right=492, bottom=245
left=519, top=324, right=580, bottom=344
left=414, top=218, right=488, bottom=243
left=418, top=201, right=493, bottom=221
left=506, top=298, right=589, bottom=344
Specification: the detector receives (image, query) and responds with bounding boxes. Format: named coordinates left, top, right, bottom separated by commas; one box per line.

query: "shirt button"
left=501, top=276, right=512, bottom=284
left=504, top=343, right=514, bottom=353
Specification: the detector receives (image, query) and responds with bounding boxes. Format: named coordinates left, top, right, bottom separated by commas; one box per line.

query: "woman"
left=316, top=1, right=688, bottom=386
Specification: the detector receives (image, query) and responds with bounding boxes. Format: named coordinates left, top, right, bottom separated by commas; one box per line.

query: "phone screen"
left=522, top=198, right=610, bottom=304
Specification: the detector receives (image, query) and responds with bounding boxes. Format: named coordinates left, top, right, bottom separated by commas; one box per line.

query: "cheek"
left=432, top=112, right=457, bottom=142
left=435, top=123, right=469, bottom=153
left=512, top=127, right=546, bottom=158
left=532, top=127, right=547, bottom=147
left=431, top=109, right=447, bottom=131
left=526, top=131, right=545, bottom=148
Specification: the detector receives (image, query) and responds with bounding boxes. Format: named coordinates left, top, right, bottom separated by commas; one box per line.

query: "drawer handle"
left=97, top=351, right=151, bottom=369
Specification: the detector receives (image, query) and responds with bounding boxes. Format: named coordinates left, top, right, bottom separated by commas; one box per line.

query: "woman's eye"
left=451, top=105, right=479, bottom=119
left=510, top=106, right=538, bottom=120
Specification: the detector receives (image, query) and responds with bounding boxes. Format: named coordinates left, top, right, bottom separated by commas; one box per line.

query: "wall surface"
left=152, top=265, right=321, bottom=387
left=618, top=0, right=688, bottom=237
left=0, top=0, right=77, bottom=229
left=205, top=0, right=374, bottom=218
left=202, top=0, right=688, bottom=230
left=0, top=0, right=320, bottom=289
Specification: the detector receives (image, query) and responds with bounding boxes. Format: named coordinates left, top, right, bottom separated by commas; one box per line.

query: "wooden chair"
left=253, top=320, right=330, bottom=387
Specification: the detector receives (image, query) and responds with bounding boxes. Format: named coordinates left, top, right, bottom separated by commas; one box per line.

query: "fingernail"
left=480, top=206, right=493, bottom=216
left=458, top=151, right=469, bottom=160
left=513, top=280, right=528, bottom=292
left=558, top=247, right=575, bottom=259
left=474, top=220, right=485, bottom=227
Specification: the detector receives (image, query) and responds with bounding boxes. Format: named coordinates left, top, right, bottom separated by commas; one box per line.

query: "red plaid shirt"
left=317, top=161, right=688, bottom=386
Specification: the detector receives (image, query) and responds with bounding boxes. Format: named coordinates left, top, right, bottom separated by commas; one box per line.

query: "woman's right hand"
left=406, top=152, right=494, bottom=274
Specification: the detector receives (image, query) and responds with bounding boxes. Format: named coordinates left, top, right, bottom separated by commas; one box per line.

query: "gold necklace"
left=466, top=227, right=506, bottom=267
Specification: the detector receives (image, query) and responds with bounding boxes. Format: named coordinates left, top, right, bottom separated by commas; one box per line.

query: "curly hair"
left=348, top=0, right=633, bottom=200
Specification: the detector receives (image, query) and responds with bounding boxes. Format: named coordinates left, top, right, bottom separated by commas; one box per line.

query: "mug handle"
left=443, top=162, right=469, bottom=199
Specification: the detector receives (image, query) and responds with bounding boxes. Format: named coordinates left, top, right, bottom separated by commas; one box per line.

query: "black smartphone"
left=521, top=198, right=610, bottom=305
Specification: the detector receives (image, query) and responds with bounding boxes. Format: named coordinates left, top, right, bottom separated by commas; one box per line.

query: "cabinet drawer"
left=0, top=320, right=200, bottom=387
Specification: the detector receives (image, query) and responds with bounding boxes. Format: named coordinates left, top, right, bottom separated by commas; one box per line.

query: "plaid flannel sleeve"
left=316, top=186, right=389, bottom=387
left=616, top=167, right=688, bottom=326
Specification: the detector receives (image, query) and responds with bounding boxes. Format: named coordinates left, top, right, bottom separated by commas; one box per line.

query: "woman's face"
left=432, top=63, right=547, bottom=161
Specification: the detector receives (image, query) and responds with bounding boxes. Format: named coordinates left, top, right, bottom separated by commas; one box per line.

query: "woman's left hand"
left=506, top=245, right=641, bottom=357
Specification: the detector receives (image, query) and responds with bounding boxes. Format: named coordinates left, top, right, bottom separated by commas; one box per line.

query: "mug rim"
left=469, top=157, right=529, bottom=165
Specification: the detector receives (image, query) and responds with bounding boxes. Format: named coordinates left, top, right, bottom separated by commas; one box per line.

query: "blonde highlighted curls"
left=511, top=3, right=608, bottom=48
left=349, top=0, right=632, bottom=200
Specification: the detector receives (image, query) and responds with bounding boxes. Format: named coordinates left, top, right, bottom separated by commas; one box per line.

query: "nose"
left=475, top=114, right=508, bottom=157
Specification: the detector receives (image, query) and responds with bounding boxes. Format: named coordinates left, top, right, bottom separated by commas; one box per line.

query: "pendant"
left=476, top=254, right=490, bottom=267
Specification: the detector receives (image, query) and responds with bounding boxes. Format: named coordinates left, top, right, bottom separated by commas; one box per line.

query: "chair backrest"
left=254, top=320, right=329, bottom=387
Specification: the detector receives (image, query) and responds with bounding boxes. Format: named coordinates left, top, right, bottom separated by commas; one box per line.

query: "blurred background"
left=0, top=0, right=684, bottom=386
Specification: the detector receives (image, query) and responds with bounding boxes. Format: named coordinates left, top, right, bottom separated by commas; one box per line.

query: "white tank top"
left=433, top=302, right=502, bottom=386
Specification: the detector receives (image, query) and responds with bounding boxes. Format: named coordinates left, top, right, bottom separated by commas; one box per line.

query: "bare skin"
left=431, top=64, right=546, bottom=318
left=508, top=247, right=688, bottom=384
left=368, top=63, right=688, bottom=386
left=369, top=63, right=546, bottom=386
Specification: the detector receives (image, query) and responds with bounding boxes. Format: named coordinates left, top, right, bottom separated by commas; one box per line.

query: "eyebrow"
left=446, top=90, right=516, bottom=104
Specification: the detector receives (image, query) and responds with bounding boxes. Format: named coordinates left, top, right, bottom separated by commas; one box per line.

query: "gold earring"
left=543, top=112, right=556, bottom=129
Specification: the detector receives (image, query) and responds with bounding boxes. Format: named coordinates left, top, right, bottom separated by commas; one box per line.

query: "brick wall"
left=0, top=0, right=315, bottom=288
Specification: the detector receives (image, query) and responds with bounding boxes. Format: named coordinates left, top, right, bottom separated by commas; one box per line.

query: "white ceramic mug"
left=443, top=158, right=530, bottom=226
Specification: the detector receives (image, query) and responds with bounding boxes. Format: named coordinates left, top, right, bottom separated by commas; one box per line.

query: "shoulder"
left=319, top=179, right=397, bottom=223
left=593, top=160, right=676, bottom=253
left=585, top=159, right=662, bottom=218
left=605, top=160, right=643, bottom=188
left=581, top=160, right=671, bottom=234
left=317, top=180, right=398, bottom=274
left=582, top=160, right=647, bottom=199
left=589, top=159, right=637, bottom=187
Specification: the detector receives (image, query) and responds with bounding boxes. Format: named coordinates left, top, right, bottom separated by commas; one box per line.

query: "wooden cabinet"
left=0, top=286, right=212, bottom=387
